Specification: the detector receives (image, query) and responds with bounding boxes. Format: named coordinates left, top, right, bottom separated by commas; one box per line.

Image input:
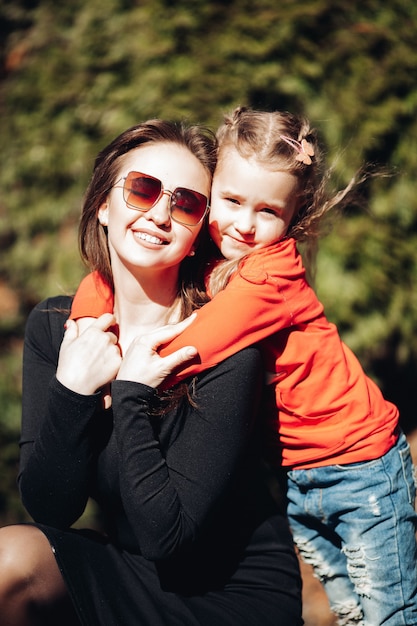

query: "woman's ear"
left=98, top=202, right=109, bottom=226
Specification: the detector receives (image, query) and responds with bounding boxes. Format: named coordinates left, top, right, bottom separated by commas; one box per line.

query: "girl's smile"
left=209, top=147, right=299, bottom=260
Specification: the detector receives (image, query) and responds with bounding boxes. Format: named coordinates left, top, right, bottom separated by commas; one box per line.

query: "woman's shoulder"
left=197, top=345, right=263, bottom=386
left=28, top=295, right=73, bottom=324
left=225, top=344, right=262, bottom=366
left=25, top=295, right=73, bottom=347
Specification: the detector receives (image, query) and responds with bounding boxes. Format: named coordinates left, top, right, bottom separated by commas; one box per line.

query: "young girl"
left=70, top=107, right=417, bottom=625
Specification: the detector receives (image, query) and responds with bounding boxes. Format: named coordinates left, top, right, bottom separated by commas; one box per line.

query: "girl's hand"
left=56, top=313, right=122, bottom=395
left=116, top=314, right=198, bottom=389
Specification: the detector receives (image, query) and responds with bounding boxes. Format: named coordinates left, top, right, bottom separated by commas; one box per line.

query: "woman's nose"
left=145, top=192, right=172, bottom=226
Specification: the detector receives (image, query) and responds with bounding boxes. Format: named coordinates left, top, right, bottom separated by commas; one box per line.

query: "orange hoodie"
left=70, top=238, right=398, bottom=469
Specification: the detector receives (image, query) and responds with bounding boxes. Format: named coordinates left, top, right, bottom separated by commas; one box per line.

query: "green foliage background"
left=1, top=0, right=417, bottom=523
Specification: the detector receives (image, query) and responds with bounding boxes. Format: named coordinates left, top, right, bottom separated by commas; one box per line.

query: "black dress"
left=19, top=296, right=303, bottom=626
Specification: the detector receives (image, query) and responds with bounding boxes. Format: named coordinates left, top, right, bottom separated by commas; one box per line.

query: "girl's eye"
left=224, top=196, right=240, bottom=205
left=261, top=207, right=279, bottom=216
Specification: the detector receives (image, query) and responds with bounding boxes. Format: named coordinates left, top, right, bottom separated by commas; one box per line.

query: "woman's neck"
left=112, top=266, right=181, bottom=353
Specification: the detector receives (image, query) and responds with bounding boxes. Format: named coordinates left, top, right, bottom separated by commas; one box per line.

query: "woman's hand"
left=56, top=313, right=122, bottom=395
left=116, top=314, right=198, bottom=388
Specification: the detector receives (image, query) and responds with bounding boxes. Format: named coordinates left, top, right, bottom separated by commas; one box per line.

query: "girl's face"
left=208, top=147, right=299, bottom=260
left=99, top=142, right=211, bottom=278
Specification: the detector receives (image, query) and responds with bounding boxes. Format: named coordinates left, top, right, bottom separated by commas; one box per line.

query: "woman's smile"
left=101, top=142, right=210, bottom=273
left=132, top=227, right=169, bottom=247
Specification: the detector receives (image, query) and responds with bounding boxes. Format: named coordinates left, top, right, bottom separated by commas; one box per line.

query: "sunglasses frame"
left=113, top=171, right=210, bottom=227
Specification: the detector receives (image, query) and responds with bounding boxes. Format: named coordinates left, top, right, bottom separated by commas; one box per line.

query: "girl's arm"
left=69, top=243, right=323, bottom=387
left=160, top=242, right=323, bottom=385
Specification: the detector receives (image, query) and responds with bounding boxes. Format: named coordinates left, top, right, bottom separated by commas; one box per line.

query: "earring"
left=188, top=250, right=196, bottom=257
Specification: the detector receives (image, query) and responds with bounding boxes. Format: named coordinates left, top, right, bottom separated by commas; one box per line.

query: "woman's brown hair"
left=79, top=119, right=217, bottom=318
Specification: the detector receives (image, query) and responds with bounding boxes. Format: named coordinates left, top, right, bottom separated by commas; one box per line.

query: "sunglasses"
left=114, top=171, right=209, bottom=226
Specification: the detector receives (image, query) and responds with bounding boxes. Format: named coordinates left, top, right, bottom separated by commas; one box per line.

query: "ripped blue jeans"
left=287, top=431, right=417, bottom=626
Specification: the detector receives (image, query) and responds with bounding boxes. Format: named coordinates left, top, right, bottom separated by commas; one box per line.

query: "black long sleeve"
left=19, top=296, right=264, bottom=560
left=19, top=297, right=103, bottom=526
left=111, top=347, right=262, bottom=559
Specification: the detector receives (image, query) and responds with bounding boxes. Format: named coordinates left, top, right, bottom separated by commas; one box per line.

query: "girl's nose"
left=234, top=212, right=256, bottom=235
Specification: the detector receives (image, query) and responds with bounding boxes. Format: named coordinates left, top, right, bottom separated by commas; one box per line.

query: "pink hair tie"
left=280, top=135, right=315, bottom=165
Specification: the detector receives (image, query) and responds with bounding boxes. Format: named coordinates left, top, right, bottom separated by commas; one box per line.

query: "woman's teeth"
left=136, top=232, right=166, bottom=245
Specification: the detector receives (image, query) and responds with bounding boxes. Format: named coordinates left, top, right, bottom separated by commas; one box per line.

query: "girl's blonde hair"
left=209, top=106, right=358, bottom=293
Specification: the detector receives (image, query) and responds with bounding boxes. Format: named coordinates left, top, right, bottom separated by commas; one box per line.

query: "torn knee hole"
left=342, top=545, right=372, bottom=598
left=294, top=536, right=333, bottom=581
left=331, top=599, right=364, bottom=625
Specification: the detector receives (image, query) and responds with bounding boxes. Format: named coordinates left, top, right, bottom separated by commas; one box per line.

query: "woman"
left=0, top=119, right=303, bottom=625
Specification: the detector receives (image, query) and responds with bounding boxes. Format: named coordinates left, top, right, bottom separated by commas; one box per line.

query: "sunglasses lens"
left=121, top=172, right=207, bottom=225
left=124, top=172, right=161, bottom=210
left=171, top=188, right=208, bottom=225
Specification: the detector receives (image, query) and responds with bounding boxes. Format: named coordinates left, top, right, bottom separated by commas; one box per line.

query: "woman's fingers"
left=57, top=314, right=121, bottom=396
left=116, top=341, right=197, bottom=388
left=141, top=313, right=197, bottom=351
left=116, top=315, right=198, bottom=389
left=157, top=345, right=198, bottom=373
left=60, top=314, right=197, bottom=392
left=91, top=313, right=118, bottom=332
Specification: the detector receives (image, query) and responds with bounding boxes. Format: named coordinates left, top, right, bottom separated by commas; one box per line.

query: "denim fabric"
left=287, top=432, right=417, bottom=625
